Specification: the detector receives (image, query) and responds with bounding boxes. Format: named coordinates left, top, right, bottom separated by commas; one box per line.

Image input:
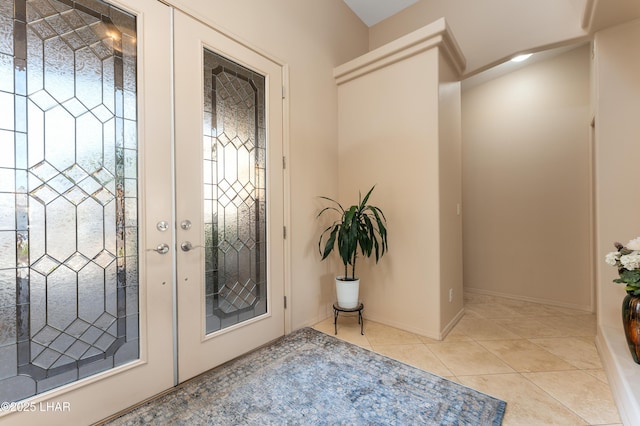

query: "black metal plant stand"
left=333, top=302, right=364, bottom=335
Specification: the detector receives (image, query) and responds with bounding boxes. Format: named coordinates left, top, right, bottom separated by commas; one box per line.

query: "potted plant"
left=317, top=186, right=389, bottom=308
left=606, top=237, right=640, bottom=363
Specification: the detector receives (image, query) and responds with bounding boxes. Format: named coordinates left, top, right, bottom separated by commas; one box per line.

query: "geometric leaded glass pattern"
left=203, top=49, right=267, bottom=334
left=0, top=0, right=138, bottom=403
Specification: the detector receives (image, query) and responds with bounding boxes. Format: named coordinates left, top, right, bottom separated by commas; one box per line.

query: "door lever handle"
left=180, top=241, right=204, bottom=252
left=147, top=243, right=170, bottom=254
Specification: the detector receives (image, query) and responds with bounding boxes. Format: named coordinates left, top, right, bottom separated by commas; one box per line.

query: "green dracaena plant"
left=317, top=186, right=388, bottom=281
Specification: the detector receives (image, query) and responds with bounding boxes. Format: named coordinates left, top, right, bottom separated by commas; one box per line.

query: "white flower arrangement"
left=606, top=237, right=640, bottom=295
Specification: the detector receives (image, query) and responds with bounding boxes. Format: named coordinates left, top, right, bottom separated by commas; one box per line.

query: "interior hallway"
left=314, top=293, right=622, bottom=425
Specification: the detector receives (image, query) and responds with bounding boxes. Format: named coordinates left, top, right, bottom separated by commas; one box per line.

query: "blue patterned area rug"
left=106, top=328, right=506, bottom=425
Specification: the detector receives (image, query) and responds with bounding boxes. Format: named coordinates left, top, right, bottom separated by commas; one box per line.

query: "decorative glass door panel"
left=0, top=0, right=140, bottom=403
left=203, top=49, right=267, bottom=334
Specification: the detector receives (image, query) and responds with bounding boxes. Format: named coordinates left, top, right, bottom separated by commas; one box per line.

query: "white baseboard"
left=440, top=307, right=465, bottom=339
left=596, top=324, right=640, bottom=425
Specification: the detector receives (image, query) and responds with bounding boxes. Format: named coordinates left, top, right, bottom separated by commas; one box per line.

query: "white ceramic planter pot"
left=335, top=277, right=360, bottom=309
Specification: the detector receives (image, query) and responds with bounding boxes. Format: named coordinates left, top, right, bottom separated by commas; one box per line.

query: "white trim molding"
left=596, top=324, right=640, bottom=424
left=333, top=17, right=466, bottom=85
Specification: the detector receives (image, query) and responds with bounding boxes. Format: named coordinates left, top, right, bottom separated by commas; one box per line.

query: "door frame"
left=0, top=2, right=291, bottom=424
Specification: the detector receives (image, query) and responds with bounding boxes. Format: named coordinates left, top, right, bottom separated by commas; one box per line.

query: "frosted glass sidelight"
left=202, top=49, right=267, bottom=334
left=0, top=0, right=139, bottom=403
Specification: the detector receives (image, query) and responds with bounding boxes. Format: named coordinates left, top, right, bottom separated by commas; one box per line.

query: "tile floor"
left=313, top=293, right=622, bottom=425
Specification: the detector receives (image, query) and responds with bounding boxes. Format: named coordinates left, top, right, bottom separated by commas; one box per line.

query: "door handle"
left=180, top=241, right=204, bottom=252
left=148, top=243, right=170, bottom=254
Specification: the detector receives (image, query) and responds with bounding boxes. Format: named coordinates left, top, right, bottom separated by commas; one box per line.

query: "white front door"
left=0, top=0, right=174, bottom=424
left=0, top=4, right=285, bottom=424
left=173, top=10, right=285, bottom=381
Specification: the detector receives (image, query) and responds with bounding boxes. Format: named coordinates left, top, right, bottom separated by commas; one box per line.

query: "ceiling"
left=344, top=0, right=640, bottom=30
left=342, top=0, right=419, bottom=27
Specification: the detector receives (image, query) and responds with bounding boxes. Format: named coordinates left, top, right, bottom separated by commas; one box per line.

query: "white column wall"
left=334, top=21, right=465, bottom=338
left=593, top=18, right=640, bottom=425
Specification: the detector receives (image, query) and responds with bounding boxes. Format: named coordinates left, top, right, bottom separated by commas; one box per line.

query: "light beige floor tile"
left=529, top=336, right=603, bottom=369
left=427, top=341, right=515, bottom=375
left=464, top=293, right=498, bottom=304
left=312, top=317, right=336, bottom=336
left=459, top=307, right=483, bottom=319
left=361, top=320, right=422, bottom=345
left=371, top=343, right=453, bottom=377
left=453, top=317, right=521, bottom=340
left=493, top=297, right=530, bottom=307
left=313, top=317, right=371, bottom=349
left=463, top=302, right=526, bottom=319
left=415, top=334, right=441, bottom=344
left=477, top=339, right=576, bottom=372
left=542, top=305, right=594, bottom=316
left=535, top=314, right=597, bottom=337
left=415, top=328, right=473, bottom=344
left=442, top=329, right=475, bottom=343
left=442, top=375, right=462, bottom=384
left=469, top=297, right=586, bottom=317
left=522, top=370, right=621, bottom=424
left=493, top=318, right=568, bottom=338
left=312, top=293, right=622, bottom=425
left=503, top=299, right=584, bottom=318
left=516, top=304, right=576, bottom=317
left=458, top=373, right=588, bottom=425
left=583, top=368, right=609, bottom=384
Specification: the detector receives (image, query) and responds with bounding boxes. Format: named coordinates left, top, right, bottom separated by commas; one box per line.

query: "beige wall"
left=593, top=18, right=640, bottom=423
left=165, top=0, right=369, bottom=329
left=461, top=45, right=592, bottom=310
left=438, top=55, right=464, bottom=330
